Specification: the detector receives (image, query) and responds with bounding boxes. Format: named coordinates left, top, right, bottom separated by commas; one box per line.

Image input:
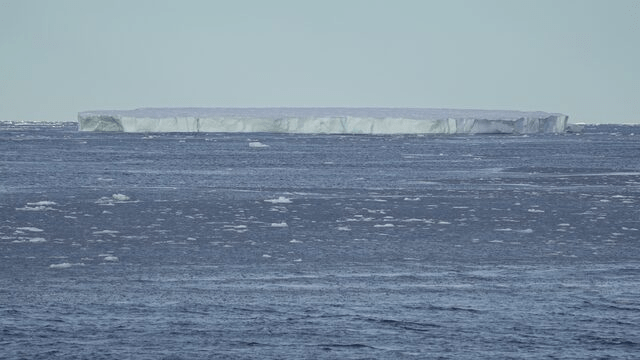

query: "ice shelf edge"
left=77, top=108, right=570, bottom=134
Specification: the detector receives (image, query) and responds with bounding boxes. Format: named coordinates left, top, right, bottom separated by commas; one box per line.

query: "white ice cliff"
left=77, top=108, right=569, bottom=134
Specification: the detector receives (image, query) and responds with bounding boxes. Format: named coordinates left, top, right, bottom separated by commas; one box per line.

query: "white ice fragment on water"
left=262, top=254, right=272, bottom=258
left=98, top=253, right=119, bottom=261
left=111, top=193, right=130, bottom=201
left=516, top=229, right=534, bottom=234
left=403, top=197, right=421, bottom=201
left=28, top=237, right=47, bottom=243
left=49, top=262, right=84, bottom=269
left=28, top=201, right=57, bottom=206
left=16, top=201, right=57, bottom=211
left=92, top=230, right=119, bottom=235
left=374, top=223, right=395, bottom=228
left=271, top=222, right=288, bottom=228
left=337, top=226, right=351, bottom=231
left=527, top=209, right=545, bottom=213
left=289, top=239, right=303, bottom=243
left=249, top=141, right=269, bottom=148
left=16, top=227, right=44, bottom=232
left=264, top=196, right=292, bottom=204
left=293, top=258, right=302, bottom=262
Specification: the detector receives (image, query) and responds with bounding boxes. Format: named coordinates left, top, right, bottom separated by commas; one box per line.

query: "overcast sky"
left=1, top=0, right=638, bottom=123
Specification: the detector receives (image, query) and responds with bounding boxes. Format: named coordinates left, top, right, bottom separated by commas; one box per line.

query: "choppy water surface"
left=1, top=122, right=639, bottom=359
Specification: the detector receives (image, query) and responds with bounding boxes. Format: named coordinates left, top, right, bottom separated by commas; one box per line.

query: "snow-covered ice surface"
left=1, top=121, right=639, bottom=359
left=78, top=107, right=569, bottom=134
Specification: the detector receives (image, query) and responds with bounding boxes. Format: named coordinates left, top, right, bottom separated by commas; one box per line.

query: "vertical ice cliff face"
left=78, top=108, right=569, bottom=134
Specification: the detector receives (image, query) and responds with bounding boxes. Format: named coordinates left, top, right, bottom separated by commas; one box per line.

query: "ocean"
left=1, top=122, right=639, bottom=359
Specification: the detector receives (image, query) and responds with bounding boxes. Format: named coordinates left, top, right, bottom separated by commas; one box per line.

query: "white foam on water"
left=28, top=237, right=47, bottom=243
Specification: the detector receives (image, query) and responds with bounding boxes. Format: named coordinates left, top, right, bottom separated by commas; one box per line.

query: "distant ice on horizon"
left=77, top=107, right=570, bottom=134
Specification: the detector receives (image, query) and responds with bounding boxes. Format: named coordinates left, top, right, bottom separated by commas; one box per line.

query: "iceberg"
left=77, top=108, right=569, bottom=134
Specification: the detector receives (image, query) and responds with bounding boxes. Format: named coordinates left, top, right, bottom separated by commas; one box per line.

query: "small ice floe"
left=527, top=208, right=544, bottom=213
left=271, top=222, right=288, bottom=228
left=96, top=193, right=133, bottom=205
left=516, top=228, right=534, bottom=234
left=337, top=226, right=351, bottom=231
left=293, top=258, right=302, bottom=262
left=98, top=254, right=119, bottom=262
left=223, top=225, right=248, bottom=233
left=264, top=196, right=292, bottom=204
left=16, top=201, right=57, bottom=211
left=16, top=227, right=44, bottom=232
left=404, top=197, right=421, bottom=201
left=28, top=237, right=47, bottom=243
left=111, top=193, right=130, bottom=201
left=374, top=223, right=395, bottom=228
left=92, top=230, right=119, bottom=236
left=289, top=239, right=303, bottom=243
left=262, top=254, right=272, bottom=258
left=49, top=262, right=84, bottom=269
left=249, top=141, right=269, bottom=148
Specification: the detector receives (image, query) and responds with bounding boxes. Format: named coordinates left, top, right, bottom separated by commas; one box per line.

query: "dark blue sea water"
left=1, top=122, right=639, bottom=359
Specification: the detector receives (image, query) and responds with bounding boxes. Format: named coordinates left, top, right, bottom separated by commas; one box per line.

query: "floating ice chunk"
left=92, top=230, right=119, bottom=235
left=265, top=196, right=292, bottom=204
left=249, top=141, right=269, bottom=148
left=271, top=222, right=288, bottom=228
left=28, top=201, right=57, bottom=206
left=527, top=209, right=545, bottom=213
left=49, top=262, right=84, bottom=269
left=78, top=108, right=570, bottom=134
left=98, top=254, right=119, bottom=261
left=16, top=227, right=44, bottom=232
left=374, top=223, right=395, bottom=228
left=111, top=193, right=130, bottom=201
left=289, top=239, right=303, bottom=243
left=28, top=237, right=47, bottom=243
left=262, top=254, right=272, bottom=258
left=16, top=202, right=57, bottom=211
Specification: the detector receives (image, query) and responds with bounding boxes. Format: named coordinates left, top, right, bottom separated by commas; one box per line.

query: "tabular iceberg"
left=78, top=108, right=569, bottom=134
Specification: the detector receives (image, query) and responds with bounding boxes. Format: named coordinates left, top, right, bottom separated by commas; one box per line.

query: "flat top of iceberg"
left=79, top=107, right=565, bottom=120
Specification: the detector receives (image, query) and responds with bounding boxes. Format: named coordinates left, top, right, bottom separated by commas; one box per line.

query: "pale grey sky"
left=1, top=0, right=638, bottom=123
